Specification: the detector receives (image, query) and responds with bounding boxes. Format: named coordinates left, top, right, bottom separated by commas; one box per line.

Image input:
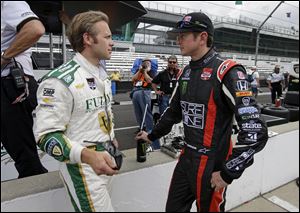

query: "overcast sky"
left=141, top=1, right=299, bottom=30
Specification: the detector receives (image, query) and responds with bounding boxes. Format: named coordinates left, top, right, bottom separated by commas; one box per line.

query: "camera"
left=9, top=58, right=26, bottom=89
left=142, top=64, right=147, bottom=69
left=84, top=140, right=124, bottom=170
left=10, top=65, right=26, bottom=89
left=102, top=141, right=124, bottom=170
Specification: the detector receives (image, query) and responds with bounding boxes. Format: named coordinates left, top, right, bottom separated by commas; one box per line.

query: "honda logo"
left=236, top=80, right=249, bottom=91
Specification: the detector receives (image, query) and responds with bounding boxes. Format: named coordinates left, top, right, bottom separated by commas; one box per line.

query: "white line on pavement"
left=119, top=101, right=133, bottom=105
left=115, top=126, right=139, bottom=131
left=267, top=196, right=299, bottom=212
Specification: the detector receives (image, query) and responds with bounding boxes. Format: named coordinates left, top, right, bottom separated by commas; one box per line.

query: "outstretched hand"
left=135, top=131, right=151, bottom=143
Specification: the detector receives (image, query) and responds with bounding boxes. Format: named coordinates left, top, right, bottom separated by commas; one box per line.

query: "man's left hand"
left=211, top=171, right=229, bottom=191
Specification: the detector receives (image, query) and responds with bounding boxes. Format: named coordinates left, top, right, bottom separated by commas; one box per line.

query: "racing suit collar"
left=189, top=48, right=218, bottom=69
left=74, top=53, right=108, bottom=80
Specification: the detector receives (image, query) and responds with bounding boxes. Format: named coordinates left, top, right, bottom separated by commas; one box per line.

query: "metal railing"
left=140, top=1, right=299, bottom=37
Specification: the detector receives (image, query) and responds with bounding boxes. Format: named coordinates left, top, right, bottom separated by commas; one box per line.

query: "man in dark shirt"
left=152, top=55, right=181, bottom=115
left=136, top=12, right=268, bottom=212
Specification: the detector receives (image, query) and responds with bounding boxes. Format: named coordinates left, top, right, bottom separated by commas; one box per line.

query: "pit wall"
left=1, top=123, right=299, bottom=212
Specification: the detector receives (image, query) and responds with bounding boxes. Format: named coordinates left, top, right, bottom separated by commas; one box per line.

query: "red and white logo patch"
left=217, top=59, right=237, bottom=82
left=237, top=71, right=246, bottom=80
left=201, top=68, right=213, bottom=80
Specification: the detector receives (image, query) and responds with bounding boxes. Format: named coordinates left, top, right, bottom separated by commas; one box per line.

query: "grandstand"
left=31, top=47, right=190, bottom=81
left=31, top=45, right=296, bottom=83
left=31, top=2, right=299, bottom=83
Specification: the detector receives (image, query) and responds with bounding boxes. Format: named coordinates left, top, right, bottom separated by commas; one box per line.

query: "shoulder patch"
left=217, top=59, right=238, bottom=82
left=41, top=60, right=80, bottom=86
left=180, top=65, right=191, bottom=80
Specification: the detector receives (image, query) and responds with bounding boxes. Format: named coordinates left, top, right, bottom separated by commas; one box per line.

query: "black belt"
left=184, top=142, right=211, bottom=154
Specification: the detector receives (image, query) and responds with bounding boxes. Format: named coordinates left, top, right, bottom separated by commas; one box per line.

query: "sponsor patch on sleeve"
left=237, top=71, right=246, bottom=80
left=44, top=137, right=63, bottom=158
left=236, top=91, right=252, bottom=97
left=236, top=80, right=249, bottom=91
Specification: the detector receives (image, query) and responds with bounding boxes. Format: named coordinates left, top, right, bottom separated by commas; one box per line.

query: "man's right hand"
left=81, top=148, right=118, bottom=175
left=135, top=131, right=151, bottom=143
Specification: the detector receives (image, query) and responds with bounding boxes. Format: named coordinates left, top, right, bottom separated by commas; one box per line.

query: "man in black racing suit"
left=136, top=12, right=268, bottom=212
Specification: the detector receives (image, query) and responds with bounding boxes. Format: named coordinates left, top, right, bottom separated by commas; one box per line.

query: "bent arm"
left=143, top=70, right=153, bottom=83
left=220, top=66, right=268, bottom=184
left=132, top=69, right=142, bottom=81
left=35, top=79, right=84, bottom=164
left=3, top=19, right=45, bottom=59
left=148, top=81, right=182, bottom=141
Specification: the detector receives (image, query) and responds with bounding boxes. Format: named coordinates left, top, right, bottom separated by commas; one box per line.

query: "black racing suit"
left=148, top=48, right=268, bottom=212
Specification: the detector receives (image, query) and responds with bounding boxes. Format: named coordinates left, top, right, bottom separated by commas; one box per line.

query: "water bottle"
left=137, top=138, right=147, bottom=162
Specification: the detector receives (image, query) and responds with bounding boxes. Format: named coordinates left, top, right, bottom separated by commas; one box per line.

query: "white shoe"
left=146, top=145, right=153, bottom=153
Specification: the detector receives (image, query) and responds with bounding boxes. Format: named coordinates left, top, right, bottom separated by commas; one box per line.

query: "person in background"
left=267, top=65, right=285, bottom=104
left=152, top=55, right=181, bottom=115
left=34, top=11, right=118, bottom=211
left=131, top=57, right=160, bottom=150
left=110, top=70, right=121, bottom=97
left=110, top=70, right=121, bottom=81
left=287, top=63, right=299, bottom=91
left=1, top=1, right=48, bottom=178
left=136, top=12, right=268, bottom=212
left=283, top=71, right=289, bottom=91
left=248, top=66, right=260, bottom=99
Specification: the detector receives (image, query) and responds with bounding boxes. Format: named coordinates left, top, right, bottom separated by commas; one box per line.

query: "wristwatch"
left=1, top=51, right=12, bottom=61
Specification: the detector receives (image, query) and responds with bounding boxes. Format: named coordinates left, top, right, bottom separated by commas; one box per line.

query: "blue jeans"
left=158, top=95, right=170, bottom=115
left=111, top=81, right=117, bottom=96
left=132, top=89, right=160, bottom=149
left=251, top=85, right=258, bottom=98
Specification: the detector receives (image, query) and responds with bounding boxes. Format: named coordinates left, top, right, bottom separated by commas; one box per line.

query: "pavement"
left=230, top=179, right=299, bottom=212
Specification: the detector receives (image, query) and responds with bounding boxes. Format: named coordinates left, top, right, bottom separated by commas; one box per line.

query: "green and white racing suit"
left=34, top=53, right=115, bottom=211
